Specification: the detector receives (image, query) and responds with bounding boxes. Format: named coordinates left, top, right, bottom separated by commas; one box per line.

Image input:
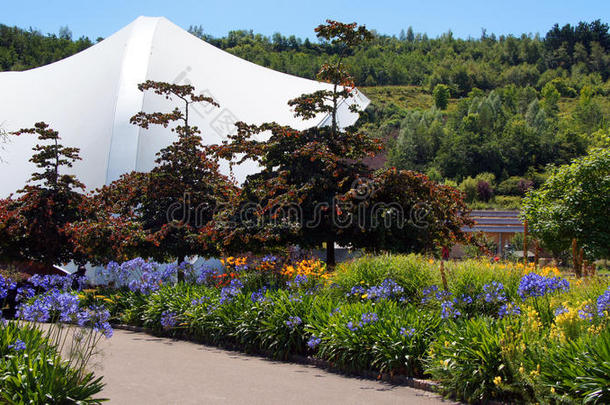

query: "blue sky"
left=2, top=1, right=609, bottom=41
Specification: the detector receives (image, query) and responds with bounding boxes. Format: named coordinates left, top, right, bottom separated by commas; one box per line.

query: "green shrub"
left=531, top=328, right=610, bottom=404
left=426, top=317, right=525, bottom=403
left=332, top=254, right=435, bottom=300
left=459, top=176, right=478, bottom=202
left=309, top=300, right=441, bottom=376
left=0, top=322, right=105, bottom=404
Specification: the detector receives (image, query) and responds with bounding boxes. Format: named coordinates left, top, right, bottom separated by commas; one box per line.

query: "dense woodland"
left=1, top=20, right=609, bottom=206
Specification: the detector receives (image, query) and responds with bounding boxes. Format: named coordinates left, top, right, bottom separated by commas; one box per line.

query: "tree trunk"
left=177, top=256, right=186, bottom=283
left=326, top=238, right=336, bottom=268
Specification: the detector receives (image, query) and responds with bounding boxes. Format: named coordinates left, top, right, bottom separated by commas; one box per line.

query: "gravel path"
left=91, top=329, right=456, bottom=404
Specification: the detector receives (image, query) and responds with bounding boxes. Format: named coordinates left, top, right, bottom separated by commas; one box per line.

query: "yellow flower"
left=493, top=376, right=502, bottom=386
left=444, top=340, right=450, bottom=347
left=550, top=387, right=556, bottom=394
left=361, top=294, right=368, bottom=299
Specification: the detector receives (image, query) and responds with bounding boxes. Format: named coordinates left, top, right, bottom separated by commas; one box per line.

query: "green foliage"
left=331, top=254, right=434, bottom=299
left=522, top=147, right=610, bottom=258
left=527, top=327, right=610, bottom=403
left=309, top=300, right=442, bottom=376
left=93, top=253, right=610, bottom=403
left=0, top=24, right=92, bottom=71
left=432, top=84, right=449, bottom=110
left=386, top=109, right=445, bottom=172
left=0, top=323, right=106, bottom=404
left=425, top=318, right=520, bottom=403
left=459, top=176, right=478, bottom=202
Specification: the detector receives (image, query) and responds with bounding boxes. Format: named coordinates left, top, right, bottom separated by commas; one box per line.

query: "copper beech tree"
left=212, top=21, right=379, bottom=265
left=68, top=82, right=235, bottom=273
left=0, top=122, right=86, bottom=265
left=212, top=21, right=475, bottom=264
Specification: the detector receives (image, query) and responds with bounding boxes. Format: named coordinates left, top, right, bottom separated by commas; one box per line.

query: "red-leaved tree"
left=0, top=122, right=86, bottom=266
left=212, top=21, right=378, bottom=266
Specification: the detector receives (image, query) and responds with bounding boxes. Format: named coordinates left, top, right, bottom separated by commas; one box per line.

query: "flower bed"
left=4, top=255, right=610, bottom=403
left=1, top=273, right=111, bottom=403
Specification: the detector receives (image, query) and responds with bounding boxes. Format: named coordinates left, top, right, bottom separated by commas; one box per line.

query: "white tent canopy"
left=0, top=16, right=369, bottom=197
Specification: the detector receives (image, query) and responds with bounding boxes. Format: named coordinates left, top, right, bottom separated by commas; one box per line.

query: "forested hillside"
left=1, top=20, right=608, bottom=207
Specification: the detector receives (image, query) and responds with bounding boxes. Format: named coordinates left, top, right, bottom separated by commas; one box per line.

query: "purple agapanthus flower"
left=285, top=316, right=302, bottom=329
left=8, top=339, right=26, bottom=351
left=400, top=327, right=416, bottom=337
left=518, top=273, right=569, bottom=299
left=307, top=335, right=322, bottom=349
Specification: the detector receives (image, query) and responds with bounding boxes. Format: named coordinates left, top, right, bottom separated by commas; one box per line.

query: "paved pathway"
left=92, top=329, right=456, bottom=404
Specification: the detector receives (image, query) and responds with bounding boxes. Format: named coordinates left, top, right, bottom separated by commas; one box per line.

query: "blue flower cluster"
left=459, top=294, right=474, bottom=304
left=8, top=339, right=26, bottom=351
left=366, top=279, right=405, bottom=301
left=160, top=311, right=178, bottom=329
left=196, top=267, right=219, bottom=285
left=348, top=279, right=404, bottom=301
left=0, top=275, right=16, bottom=299
left=16, top=291, right=113, bottom=337
left=498, top=303, right=521, bottom=318
left=100, top=258, right=176, bottom=294
left=287, top=275, right=309, bottom=289
left=482, top=281, right=506, bottom=303
left=421, top=285, right=452, bottom=304
left=347, top=312, right=379, bottom=331
left=191, top=295, right=209, bottom=306
left=250, top=287, right=268, bottom=303
left=578, top=304, right=594, bottom=321
left=597, top=287, right=610, bottom=317
left=289, top=293, right=303, bottom=303
left=87, top=305, right=113, bottom=338
left=219, top=279, right=243, bottom=304
left=440, top=300, right=461, bottom=319
left=400, top=327, right=416, bottom=337
left=307, top=335, right=321, bottom=349
left=518, top=273, right=569, bottom=299
left=17, top=290, right=80, bottom=323
left=554, top=305, right=568, bottom=316
left=15, top=286, right=35, bottom=302
left=285, top=316, right=302, bottom=329
left=28, top=274, right=69, bottom=291
left=360, top=312, right=379, bottom=325
left=261, top=255, right=278, bottom=263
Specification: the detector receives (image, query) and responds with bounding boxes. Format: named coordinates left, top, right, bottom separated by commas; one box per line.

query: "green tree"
left=433, top=84, right=450, bottom=110
left=522, top=147, right=610, bottom=259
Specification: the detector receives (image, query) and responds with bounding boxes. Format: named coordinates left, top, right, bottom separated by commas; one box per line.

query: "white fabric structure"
left=0, top=16, right=369, bottom=197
